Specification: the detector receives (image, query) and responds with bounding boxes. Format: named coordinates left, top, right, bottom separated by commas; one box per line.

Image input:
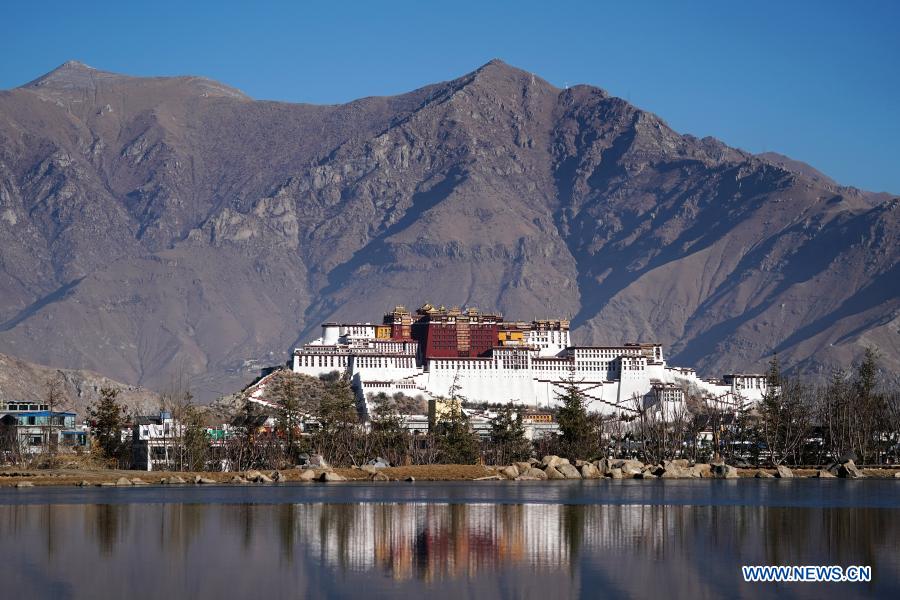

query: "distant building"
left=131, top=411, right=182, bottom=471
left=291, top=304, right=770, bottom=417
left=0, top=404, right=84, bottom=454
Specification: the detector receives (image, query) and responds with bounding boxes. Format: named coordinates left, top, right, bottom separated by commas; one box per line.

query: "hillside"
left=0, top=59, right=897, bottom=400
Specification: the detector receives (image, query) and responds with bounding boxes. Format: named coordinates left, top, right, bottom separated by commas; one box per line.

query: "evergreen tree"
left=555, top=376, right=597, bottom=460
left=434, top=379, right=480, bottom=464
left=489, top=406, right=532, bottom=463
left=89, top=387, right=125, bottom=460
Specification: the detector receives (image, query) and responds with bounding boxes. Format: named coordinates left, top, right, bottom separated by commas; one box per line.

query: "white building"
left=290, top=309, right=770, bottom=417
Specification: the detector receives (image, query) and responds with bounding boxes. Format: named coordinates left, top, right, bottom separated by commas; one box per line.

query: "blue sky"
left=1, top=0, right=897, bottom=192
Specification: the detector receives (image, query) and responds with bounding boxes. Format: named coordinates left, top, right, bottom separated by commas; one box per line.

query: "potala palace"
left=290, top=304, right=770, bottom=416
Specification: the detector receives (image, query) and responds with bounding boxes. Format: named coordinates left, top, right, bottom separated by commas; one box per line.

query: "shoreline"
left=2, top=464, right=899, bottom=488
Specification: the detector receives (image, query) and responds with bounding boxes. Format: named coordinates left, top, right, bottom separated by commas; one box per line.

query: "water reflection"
left=0, top=502, right=897, bottom=599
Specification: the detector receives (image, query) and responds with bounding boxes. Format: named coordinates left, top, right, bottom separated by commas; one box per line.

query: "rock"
left=270, top=471, right=283, bottom=482
left=298, top=469, right=318, bottom=482
left=230, top=475, right=248, bottom=484
left=256, top=473, right=274, bottom=483
left=308, top=454, right=331, bottom=470
left=500, top=465, right=520, bottom=480
left=77, top=480, right=91, bottom=487
left=580, top=463, right=601, bottom=479
left=371, top=472, right=390, bottom=482
left=522, top=467, right=548, bottom=480
left=541, top=455, right=566, bottom=469
left=609, top=468, right=623, bottom=479
left=593, top=458, right=610, bottom=476
left=514, top=461, right=532, bottom=474
left=115, top=477, right=133, bottom=486
left=405, top=476, right=415, bottom=482
left=544, top=466, right=567, bottom=480
left=660, top=464, right=689, bottom=479
left=130, top=478, right=149, bottom=485
left=711, top=463, right=738, bottom=479
left=167, top=476, right=187, bottom=484
left=837, top=460, right=864, bottom=479
left=636, top=471, right=657, bottom=479
left=574, top=459, right=589, bottom=467
left=690, top=464, right=712, bottom=478
left=620, top=462, right=643, bottom=477
left=528, top=457, right=541, bottom=466
left=775, top=465, right=794, bottom=479
left=245, top=470, right=263, bottom=481
left=194, top=476, right=216, bottom=484
left=667, top=459, right=690, bottom=469
left=815, top=469, right=837, bottom=478
left=15, top=482, right=34, bottom=488
left=557, top=463, right=582, bottom=479
left=366, top=457, right=390, bottom=468
left=755, top=470, right=774, bottom=478
left=894, top=472, right=900, bottom=479
left=319, top=471, right=346, bottom=482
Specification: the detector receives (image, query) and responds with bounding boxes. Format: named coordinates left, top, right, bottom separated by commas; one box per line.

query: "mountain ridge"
left=0, top=60, right=896, bottom=400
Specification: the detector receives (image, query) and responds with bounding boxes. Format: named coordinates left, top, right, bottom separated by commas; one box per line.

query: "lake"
left=0, top=480, right=898, bottom=599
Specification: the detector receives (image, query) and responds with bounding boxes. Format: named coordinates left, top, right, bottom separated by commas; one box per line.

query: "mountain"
left=0, top=59, right=896, bottom=400
left=0, top=352, right=160, bottom=418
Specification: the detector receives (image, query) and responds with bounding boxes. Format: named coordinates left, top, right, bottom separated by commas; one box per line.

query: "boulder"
left=500, top=465, right=520, bottom=480
left=574, top=459, right=589, bottom=467
left=115, top=477, right=133, bottom=486
left=609, top=468, right=624, bottom=480
left=636, top=471, right=657, bottom=479
left=775, top=465, right=794, bottom=479
left=557, top=463, right=582, bottom=479
left=690, top=464, right=712, bottom=478
left=371, top=472, right=390, bottom=482
left=580, top=463, right=601, bottom=479
left=710, top=463, right=738, bottom=479
left=837, top=460, right=864, bottom=479
left=366, top=457, right=390, bottom=468
left=660, top=464, right=689, bottom=479
left=755, top=470, right=774, bottom=478
left=522, top=467, right=548, bottom=480
left=130, top=478, right=149, bottom=485
left=230, top=475, right=248, bottom=484
left=319, top=471, right=346, bottom=482
left=270, top=471, right=283, bottom=482
left=308, top=454, right=331, bottom=470
left=667, top=459, right=690, bottom=469
left=612, top=459, right=644, bottom=477
left=256, top=473, right=274, bottom=483
left=77, top=480, right=91, bottom=487
left=245, top=470, right=263, bottom=482
left=815, top=469, right=837, bottom=478
left=15, top=482, right=34, bottom=488
left=544, top=466, right=567, bottom=480
left=194, top=476, right=216, bottom=484
left=593, top=458, right=610, bottom=476
left=514, top=462, right=532, bottom=474
left=894, top=472, right=900, bottom=479
left=298, top=469, right=317, bottom=482
left=168, top=476, right=187, bottom=484
left=405, top=476, right=416, bottom=482
left=541, top=455, right=568, bottom=469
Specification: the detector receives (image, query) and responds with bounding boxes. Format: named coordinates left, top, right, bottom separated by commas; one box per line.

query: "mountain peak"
left=20, top=60, right=128, bottom=93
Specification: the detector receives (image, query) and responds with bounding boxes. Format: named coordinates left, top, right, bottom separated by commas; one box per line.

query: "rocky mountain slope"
left=0, top=60, right=896, bottom=400
left=0, top=352, right=160, bottom=418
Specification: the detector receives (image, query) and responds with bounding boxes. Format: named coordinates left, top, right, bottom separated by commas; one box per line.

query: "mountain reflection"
left=0, top=501, right=897, bottom=599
